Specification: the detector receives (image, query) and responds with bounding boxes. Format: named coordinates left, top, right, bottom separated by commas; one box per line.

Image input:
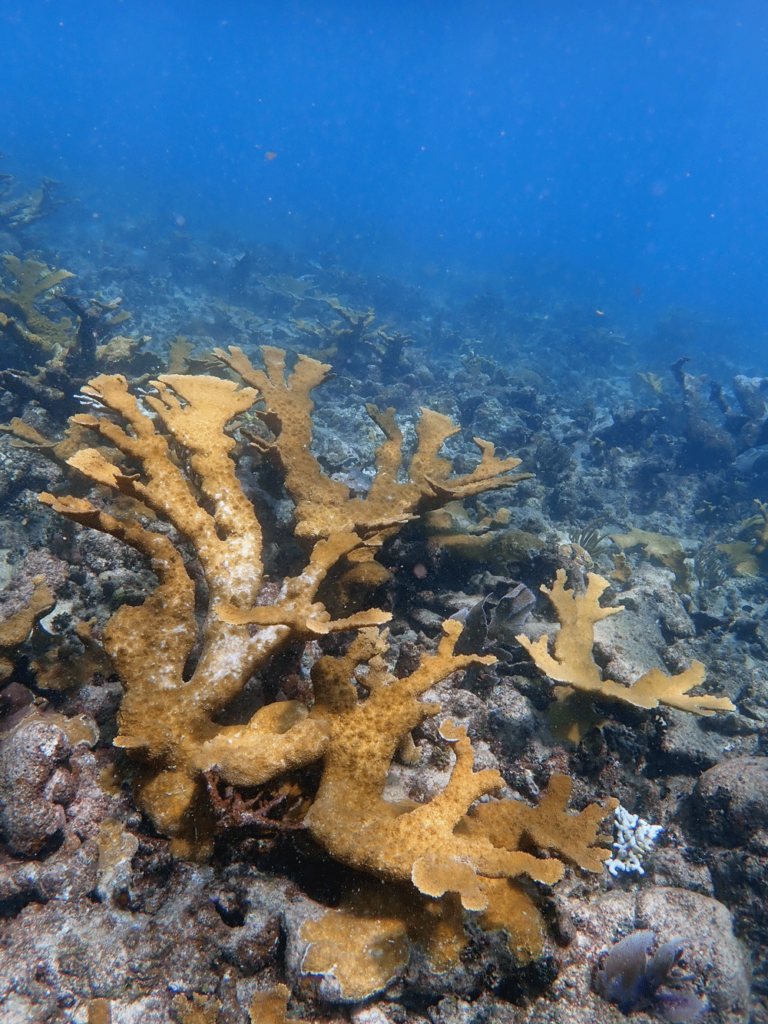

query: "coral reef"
left=0, top=254, right=153, bottom=418
left=27, top=344, right=626, bottom=1006
left=37, top=349, right=608, bottom=906
left=1, top=210, right=766, bottom=1022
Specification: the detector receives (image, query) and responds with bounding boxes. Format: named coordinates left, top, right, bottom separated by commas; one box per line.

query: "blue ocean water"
left=1, top=0, right=767, bottom=360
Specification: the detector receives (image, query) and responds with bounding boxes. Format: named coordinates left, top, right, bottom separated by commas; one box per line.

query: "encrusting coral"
left=170, top=985, right=303, bottom=1024
left=90, top=988, right=302, bottom=1024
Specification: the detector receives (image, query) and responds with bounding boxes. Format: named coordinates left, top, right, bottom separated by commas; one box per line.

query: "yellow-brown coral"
left=610, top=526, right=690, bottom=593
left=0, top=580, right=55, bottom=683
left=213, top=345, right=531, bottom=550
left=36, top=349, right=625, bottom=998
left=718, top=499, right=768, bottom=576
left=39, top=348, right=531, bottom=858
left=516, top=569, right=735, bottom=717
left=0, top=255, right=75, bottom=364
left=304, top=625, right=567, bottom=909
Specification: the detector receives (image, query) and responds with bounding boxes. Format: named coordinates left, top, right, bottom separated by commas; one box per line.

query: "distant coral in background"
left=0, top=254, right=152, bottom=417
left=0, top=173, right=66, bottom=229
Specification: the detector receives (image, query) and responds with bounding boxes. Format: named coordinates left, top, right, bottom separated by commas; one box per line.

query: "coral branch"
left=305, top=620, right=565, bottom=910
left=517, top=569, right=735, bottom=716
left=213, top=345, right=530, bottom=547
left=36, top=347, right=629, bottom=992
left=0, top=580, right=55, bottom=682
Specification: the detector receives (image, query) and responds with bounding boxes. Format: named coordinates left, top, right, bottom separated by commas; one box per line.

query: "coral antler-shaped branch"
left=213, top=345, right=530, bottom=547
left=305, top=620, right=566, bottom=910
left=516, top=569, right=735, bottom=716
left=39, top=374, right=363, bottom=855
left=217, top=531, right=391, bottom=636
left=465, top=772, right=618, bottom=873
left=410, top=408, right=531, bottom=500
left=39, top=357, right=537, bottom=864
left=66, top=373, right=263, bottom=604
left=0, top=255, right=75, bottom=363
left=516, top=571, right=622, bottom=691
left=0, top=580, right=55, bottom=683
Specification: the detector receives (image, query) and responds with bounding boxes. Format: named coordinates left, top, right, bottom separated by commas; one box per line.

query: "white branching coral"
left=605, top=804, right=664, bottom=876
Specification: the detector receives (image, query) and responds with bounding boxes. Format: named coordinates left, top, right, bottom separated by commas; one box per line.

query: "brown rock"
left=693, top=755, right=768, bottom=847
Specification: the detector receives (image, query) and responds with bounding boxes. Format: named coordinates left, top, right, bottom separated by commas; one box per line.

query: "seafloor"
left=0, top=179, right=767, bottom=1024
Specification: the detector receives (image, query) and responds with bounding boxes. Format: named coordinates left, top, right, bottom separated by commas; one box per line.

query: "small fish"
left=265, top=151, right=277, bottom=161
